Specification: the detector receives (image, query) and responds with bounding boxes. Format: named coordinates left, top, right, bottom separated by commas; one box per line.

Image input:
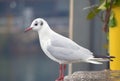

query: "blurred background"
left=0, top=0, right=108, bottom=81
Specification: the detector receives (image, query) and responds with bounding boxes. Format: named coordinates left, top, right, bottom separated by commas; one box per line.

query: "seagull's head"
left=25, top=18, right=47, bottom=32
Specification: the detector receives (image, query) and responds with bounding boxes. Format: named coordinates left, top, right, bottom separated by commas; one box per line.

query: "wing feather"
left=47, top=34, right=93, bottom=61
left=46, top=34, right=94, bottom=62
left=51, top=33, right=90, bottom=51
left=47, top=45, right=93, bottom=62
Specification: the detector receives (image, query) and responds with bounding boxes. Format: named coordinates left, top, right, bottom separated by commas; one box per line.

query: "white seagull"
left=25, top=18, right=114, bottom=81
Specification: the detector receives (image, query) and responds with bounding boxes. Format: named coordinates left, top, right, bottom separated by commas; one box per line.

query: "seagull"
left=25, top=18, right=115, bottom=81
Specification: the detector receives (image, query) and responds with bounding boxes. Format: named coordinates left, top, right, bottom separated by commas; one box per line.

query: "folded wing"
left=47, top=33, right=94, bottom=62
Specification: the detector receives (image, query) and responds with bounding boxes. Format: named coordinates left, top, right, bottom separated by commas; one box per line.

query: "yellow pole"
left=110, top=6, right=120, bottom=70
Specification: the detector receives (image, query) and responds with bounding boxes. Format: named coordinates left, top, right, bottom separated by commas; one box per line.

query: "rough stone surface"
left=64, top=70, right=120, bottom=81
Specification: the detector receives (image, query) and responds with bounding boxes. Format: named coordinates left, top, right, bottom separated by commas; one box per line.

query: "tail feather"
left=89, top=58, right=110, bottom=62
left=94, top=55, right=115, bottom=59
left=87, top=55, right=115, bottom=64
left=87, top=60, right=103, bottom=64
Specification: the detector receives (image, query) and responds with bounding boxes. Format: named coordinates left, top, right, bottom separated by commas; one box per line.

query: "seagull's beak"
left=24, top=27, right=32, bottom=32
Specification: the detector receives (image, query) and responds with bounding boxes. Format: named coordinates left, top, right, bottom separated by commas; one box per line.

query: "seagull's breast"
left=39, top=35, right=61, bottom=63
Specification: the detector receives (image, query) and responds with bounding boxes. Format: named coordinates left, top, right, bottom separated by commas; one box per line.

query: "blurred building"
left=0, top=0, right=69, bottom=81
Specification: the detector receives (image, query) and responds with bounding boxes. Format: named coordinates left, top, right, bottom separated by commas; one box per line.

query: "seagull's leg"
left=56, top=64, right=64, bottom=81
left=56, top=64, right=66, bottom=81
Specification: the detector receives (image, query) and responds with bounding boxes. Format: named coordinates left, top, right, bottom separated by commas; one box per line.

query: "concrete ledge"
left=64, top=70, right=120, bottom=81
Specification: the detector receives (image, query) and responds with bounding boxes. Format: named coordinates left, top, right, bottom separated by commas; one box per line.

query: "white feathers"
left=29, top=18, right=110, bottom=64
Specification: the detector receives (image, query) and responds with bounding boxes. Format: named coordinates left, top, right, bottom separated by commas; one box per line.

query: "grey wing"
left=47, top=33, right=94, bottom=61
left=51, top=33, right=93, bottom=55
left=51, top=33, right=85, bottom=50
left=47, top=45, right=93, bottom=62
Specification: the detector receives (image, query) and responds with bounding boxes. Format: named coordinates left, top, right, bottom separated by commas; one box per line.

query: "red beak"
left=24, top=27, right=32, bottom=32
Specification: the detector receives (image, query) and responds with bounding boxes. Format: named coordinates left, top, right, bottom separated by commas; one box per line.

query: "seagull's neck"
left=38, top=24, right=53, bottom=41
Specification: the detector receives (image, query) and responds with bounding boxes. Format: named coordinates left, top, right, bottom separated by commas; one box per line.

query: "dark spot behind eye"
left=34, top=23, right=38, bottom=26
left=41, top=21, right=43, bottom=26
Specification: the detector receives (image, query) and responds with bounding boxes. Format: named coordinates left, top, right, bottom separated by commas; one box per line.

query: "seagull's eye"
left=41, top=21, right=43, bottom=26
left=34, top=23, right=38, bottom=26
